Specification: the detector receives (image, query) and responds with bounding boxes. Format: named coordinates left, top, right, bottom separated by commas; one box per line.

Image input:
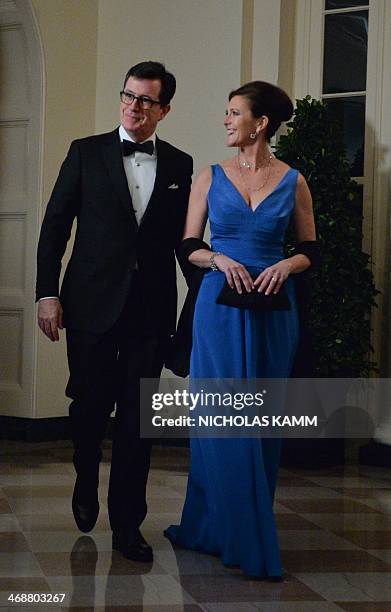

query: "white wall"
left=95, top=0, right=243, bottom=173
left=31, top=0, right=99, bottom=418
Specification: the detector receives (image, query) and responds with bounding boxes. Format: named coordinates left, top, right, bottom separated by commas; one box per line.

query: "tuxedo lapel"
left=101, top=129, right=138, bottom=229
left=139, top=136, right=171, bottom=228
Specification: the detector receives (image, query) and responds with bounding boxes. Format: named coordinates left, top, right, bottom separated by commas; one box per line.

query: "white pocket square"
left=168, top=183, right=179, bottom=190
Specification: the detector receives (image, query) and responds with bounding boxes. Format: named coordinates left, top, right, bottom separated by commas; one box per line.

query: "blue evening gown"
left=165, top=164, right=299, bottom=578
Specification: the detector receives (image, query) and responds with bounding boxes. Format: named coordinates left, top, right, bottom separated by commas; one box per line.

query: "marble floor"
left=0, top=440, right=390, bottom=611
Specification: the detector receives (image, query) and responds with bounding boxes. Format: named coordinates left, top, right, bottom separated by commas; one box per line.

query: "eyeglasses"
left=120, top=90, right=161, bottom=109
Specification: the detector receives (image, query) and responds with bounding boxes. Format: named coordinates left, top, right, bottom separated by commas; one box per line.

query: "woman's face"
left=224, top=95, right=260, bottom=148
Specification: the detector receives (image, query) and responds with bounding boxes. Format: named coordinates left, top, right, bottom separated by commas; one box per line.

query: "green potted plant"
left=275, top=96, right=379, bottom=466
left=276, top=95, right=378, bottom=377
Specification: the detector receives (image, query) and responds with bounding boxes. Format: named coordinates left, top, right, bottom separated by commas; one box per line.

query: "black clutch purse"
left=216, top=281, right=291, bottom=311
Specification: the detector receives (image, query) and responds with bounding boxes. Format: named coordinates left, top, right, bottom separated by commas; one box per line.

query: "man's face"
left=120, top=76, right=170, bottom=141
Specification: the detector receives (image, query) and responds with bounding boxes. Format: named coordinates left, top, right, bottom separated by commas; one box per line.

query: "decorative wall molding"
left=0, top=0, right=17, bottom=13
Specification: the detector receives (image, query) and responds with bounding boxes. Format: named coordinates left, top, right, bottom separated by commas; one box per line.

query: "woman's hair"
left=229, top=81, right=294, bottom=141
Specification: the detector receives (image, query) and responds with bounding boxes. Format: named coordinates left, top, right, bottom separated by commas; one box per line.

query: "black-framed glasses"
left=120, top=90, right=161, bottom=109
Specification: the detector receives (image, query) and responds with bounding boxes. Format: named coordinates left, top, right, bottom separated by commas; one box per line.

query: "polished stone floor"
left=0, top=440, right=390, bottom=610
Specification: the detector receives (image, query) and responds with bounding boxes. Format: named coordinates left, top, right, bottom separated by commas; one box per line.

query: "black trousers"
left=65, top=272, right=166, bottom=534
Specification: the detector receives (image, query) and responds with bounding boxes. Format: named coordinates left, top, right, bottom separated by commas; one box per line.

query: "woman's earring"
left=249, top=132, right=257, bottom=140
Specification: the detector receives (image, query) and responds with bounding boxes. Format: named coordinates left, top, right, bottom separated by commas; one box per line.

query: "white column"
left=251, top=0, right=282, bottom=83
left=373, top=0, right=391, bottom=446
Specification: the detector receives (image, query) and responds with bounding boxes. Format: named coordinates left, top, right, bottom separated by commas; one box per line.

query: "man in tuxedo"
left=36, top=61, right=193, bottom=562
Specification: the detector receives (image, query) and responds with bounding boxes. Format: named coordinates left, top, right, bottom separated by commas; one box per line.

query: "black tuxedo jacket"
left=36, top=129, right=193, bottom=335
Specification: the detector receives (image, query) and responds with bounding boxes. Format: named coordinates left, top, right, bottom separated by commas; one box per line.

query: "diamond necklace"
left=237, top=151, right=273, bottom=193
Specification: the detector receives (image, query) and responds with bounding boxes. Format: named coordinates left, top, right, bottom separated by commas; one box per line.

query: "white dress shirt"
left=119, top=125, right=157, bottom=225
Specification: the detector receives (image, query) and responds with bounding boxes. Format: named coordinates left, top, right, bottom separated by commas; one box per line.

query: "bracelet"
left=210, top=252, right=222, bottom=271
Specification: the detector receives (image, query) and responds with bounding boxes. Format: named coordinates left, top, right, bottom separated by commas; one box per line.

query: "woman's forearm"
left=188, top=248, right=216, bottom=268
left=286, top=254, right=311, bottom=274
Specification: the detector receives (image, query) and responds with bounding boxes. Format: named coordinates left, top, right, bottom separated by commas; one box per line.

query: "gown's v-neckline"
left=217, top=164, right=293, bottom=213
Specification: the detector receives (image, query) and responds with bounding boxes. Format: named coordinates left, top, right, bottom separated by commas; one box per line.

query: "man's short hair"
left=123, top=61, right=176, bottom=106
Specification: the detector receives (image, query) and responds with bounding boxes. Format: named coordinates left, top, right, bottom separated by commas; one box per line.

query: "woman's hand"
left=254, top=260, right=293, bottom=295
left=214, top=254, right=254, bottom=294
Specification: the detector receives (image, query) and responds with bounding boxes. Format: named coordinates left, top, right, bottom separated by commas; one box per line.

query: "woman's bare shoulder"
left=195, top=165, right=213, bottom=182
left=273, top=158, right=292, bottom=173
left=191, top=166, right=213, bottom=195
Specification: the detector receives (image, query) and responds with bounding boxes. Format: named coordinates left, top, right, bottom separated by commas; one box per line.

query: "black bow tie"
left=122, top=140, right=154, bottom=156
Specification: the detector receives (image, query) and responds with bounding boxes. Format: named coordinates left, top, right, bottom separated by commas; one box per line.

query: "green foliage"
left=276, top=96, right=378, bottom=377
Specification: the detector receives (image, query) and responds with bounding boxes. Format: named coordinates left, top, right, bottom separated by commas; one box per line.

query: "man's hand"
left=37, top=298, right=64, bottom=341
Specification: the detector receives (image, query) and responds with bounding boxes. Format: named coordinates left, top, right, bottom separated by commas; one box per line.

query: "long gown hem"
left=164, top=525, right=283, bottom=579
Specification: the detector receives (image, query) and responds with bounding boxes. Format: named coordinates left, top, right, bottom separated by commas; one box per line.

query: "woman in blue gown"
left=165, top=81, right=316, bottom=578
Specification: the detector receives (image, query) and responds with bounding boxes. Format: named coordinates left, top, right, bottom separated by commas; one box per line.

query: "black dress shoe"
left=72, top=480, right=99, bottom=533
left=112, top=529, right=153, bottom=562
